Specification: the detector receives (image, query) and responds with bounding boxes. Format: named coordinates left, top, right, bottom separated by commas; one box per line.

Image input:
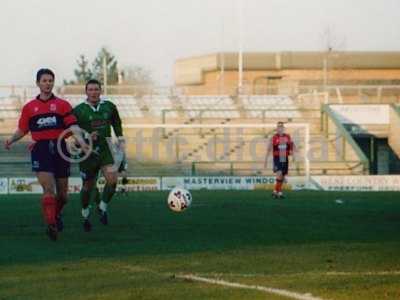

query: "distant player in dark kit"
left=4, top=69, right=87, bottom=241
left=117, top=149, right=129, bottom=195
left=265, top=122, right=296, bottom=199
left=73, top=79, right=125, bottom=232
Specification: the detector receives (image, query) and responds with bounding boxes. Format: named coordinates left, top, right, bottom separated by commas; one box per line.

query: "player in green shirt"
left=73, top=79, right=125, bottom=231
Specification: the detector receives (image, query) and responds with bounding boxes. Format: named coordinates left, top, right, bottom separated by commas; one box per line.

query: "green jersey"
left=73, top=99, right=123, bottom=178
left=73, top=99, right=123, bottom=147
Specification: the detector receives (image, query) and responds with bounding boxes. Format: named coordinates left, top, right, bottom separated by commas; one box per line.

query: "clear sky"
left=1, top=0, right=399, bottom=86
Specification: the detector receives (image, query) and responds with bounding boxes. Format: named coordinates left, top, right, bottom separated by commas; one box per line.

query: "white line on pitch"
left=325, top=271, right=400, bottom=276
left=192, top=270, right=400, bottom=278
left=121, top=266, right=328, bottom=300
left=177, top=274, right=328, bottom=300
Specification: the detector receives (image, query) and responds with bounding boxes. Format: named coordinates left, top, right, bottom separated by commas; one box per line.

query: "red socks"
left=42, top=195, right=57, bottom=225
left=275, top=178, right=284, bottom=193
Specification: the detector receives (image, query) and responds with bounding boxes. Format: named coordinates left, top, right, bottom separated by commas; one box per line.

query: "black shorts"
left=31, top=139, right=70, bottom=178
left=273, top=156, right=289, bottom=176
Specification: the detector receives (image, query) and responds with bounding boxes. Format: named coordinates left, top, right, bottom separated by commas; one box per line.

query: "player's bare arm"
left=4, top=129, right=26, bottom=150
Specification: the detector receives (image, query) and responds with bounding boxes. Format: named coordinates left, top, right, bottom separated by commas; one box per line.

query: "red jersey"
left=272, top=133, right=293, bottom=158
left=18, top=94, right=77, bottom=141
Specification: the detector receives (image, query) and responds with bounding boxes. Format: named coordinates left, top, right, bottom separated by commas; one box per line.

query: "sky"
left=0, top=0, right=399, bottom=86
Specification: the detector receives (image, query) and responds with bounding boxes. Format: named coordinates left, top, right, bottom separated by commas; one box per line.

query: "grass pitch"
left=0, top=191, right=399, bottom=300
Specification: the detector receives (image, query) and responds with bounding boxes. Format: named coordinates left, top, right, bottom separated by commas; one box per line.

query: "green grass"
left=0, top=191, right=400, bottom=300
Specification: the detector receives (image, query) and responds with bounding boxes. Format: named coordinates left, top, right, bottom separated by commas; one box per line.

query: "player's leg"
left=53, top=141, right=72, bottom=232
left=278, top=162, right=289, bottom=199
left=55, top=178, right=68, bottom=232
left=118, top=161, right=128, bottom=195
left=81, top=178, right=96, bottom=232
left=91, top=185, right=101, bottom=206
left=272, top=156, right=283, bottom=198
left=31, top=140, right=59, bottom=240
left=276, top=172, right=284, bottom=198
left=121, top=174, right=128, bottom=195
left=98, top=165, right=118, bottom=225
left=273, top=170, right=284, bottom=198
left=79, top=156, right=100, bottom=232
left=36, top=172, right=58, bottom=240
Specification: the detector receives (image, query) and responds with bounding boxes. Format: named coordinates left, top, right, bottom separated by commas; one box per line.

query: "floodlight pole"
left=219, top=18, right=225, bottom=96
left=103, top=56, right=108, bottom=95
left=323, top=57, right=328, bottom=91
left=237, top=0, right=244, bottom=95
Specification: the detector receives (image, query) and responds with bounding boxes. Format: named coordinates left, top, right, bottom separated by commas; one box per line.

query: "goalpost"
left=122, top=123, right=311, bottom=185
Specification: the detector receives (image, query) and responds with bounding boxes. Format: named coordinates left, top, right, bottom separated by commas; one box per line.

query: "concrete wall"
left=389, top=105, right=400, bottom=157
left=175, top=52, right=400, bottom=97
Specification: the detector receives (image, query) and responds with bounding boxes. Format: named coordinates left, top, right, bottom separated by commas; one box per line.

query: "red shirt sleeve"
left=62, top=101, right=77, bottom=128
left=18, top=104, right=30, bottom=133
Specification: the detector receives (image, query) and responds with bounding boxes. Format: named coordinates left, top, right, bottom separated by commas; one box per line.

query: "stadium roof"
left=175, top=51, right=400, bottom=85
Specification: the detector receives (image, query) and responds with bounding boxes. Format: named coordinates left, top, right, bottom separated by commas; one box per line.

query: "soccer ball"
left=167, top=187, right=192, bottom=212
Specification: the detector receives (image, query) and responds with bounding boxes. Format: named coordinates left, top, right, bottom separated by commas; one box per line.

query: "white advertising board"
left=97, top=177, right=161, bottom=192
left=330, top=105, right=389, bottom=124
left=0, top=178, right=8, bottom=194
left=8, top=177, right=161, bottom=194
left=162, top=176, right=307, bottom=191
left=312, top=176, right=400, bottom=191
left=5, top=176, right=400, bottom=194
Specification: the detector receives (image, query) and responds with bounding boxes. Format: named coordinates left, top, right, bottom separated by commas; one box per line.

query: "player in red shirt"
left=4, top=69, right=87, bottom=241
left=265, top=122, right=296, bottom=199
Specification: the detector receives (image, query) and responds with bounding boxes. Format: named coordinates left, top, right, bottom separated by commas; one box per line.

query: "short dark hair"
left=36, top=68, right=55, bottom=82
left=85, top=79, right=102, bottom=91
left=277, top=121, right=284, bottom=126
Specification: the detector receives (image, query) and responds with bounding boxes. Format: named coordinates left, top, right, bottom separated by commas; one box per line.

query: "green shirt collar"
left=86, top=99, right=105, bottom=112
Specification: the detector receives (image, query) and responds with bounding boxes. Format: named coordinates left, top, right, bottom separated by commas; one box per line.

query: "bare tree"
left=320, top=26, right=347, bottom=88
left=120, top=65, right=153, bottom=86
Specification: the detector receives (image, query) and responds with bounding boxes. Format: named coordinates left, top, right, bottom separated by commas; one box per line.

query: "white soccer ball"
left=167, top=187, right=192, bottom=212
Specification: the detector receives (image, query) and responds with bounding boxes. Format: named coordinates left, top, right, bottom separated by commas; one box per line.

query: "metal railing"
left=321, top=104, right=370, bottom=174
left=1, top=84, right=399, bottom=103
left=161, top=108, right=321, bottom=124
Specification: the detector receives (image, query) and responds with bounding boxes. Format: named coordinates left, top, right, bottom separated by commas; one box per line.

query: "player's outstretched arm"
left=4, top=129, right=26, bottom=150
left=6, top=103, right=30, bottom=149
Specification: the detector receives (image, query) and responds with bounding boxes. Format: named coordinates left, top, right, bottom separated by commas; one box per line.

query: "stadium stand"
left=180, top=95, right=240, bottom=119
left=109, top=96, right=144, bottom=118
left=142, top=95, right=178, bottom=118
left=0, top=85, right=399, bottom=177
left=63, top=95, right=144, bottom=118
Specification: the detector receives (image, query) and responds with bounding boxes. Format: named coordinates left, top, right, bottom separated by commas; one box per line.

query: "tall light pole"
left=103, top=56, right=108, bottom=95
left=237, top=0, right=244, bottom=94
left=219, top=15, right=225, bottom=96
left=323, top=56, right=328, bottom=91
